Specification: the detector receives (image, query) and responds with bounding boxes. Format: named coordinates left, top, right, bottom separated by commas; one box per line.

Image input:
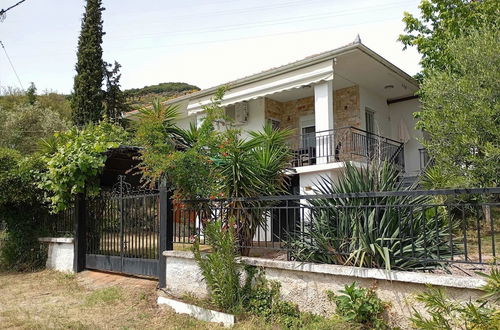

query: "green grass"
left=85, top=287, right=123, bottom=306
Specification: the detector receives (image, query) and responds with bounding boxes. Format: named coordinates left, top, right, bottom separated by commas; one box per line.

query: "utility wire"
left=0, top=0, right=27, bottom=20
left=0, top=41, right=24, bottom=90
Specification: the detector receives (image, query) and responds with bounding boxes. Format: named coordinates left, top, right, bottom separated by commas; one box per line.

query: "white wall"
left=238, top=98, right=266, bottom=139
left=177, top=98, right=266, bottom=139
left=359, top=86, right=392, bottom=138
left=388, top=98, right=423, bottom=177
left=176, top=116, right=196, bottom=130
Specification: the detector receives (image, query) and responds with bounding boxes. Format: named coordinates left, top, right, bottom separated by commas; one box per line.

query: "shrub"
left=192, top=219, right=247, bottom=313
left=290, top=162, right=459, bottom=271
left=0, top=148, right=48, bottom=271
left=328, top=282, right=389, bottom=329
left=193, top=219, right=343, bottom=328
left=411, top=286, right=498, bottom=329
left=38, top=120, right=129, bottom=212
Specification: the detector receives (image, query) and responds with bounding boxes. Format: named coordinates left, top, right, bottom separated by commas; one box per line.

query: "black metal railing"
left=172, top=188, right=499, bottom=270
left=290, top=127, right=404, bottom=170
left=41, top=207, right=75, bottom=236
left=419, top=148, right=433, bottom=172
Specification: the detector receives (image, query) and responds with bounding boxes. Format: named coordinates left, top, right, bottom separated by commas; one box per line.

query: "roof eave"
left=166, top=42, right=419, bottom=105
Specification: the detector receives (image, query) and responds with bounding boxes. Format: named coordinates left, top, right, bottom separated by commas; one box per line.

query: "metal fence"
left=173, top=188, right=499, bottom=270
left=290, top=126, right=404, bottom=170
left=40, top=207, right=75, bottom=237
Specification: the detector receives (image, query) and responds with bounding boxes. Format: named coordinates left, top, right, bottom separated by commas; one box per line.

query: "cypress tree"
left=71, top=0, right=105, bottom=126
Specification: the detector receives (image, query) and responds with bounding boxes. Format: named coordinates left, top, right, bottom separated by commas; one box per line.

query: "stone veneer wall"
left=334, top=85, right=360, bottom=129
left=263, top=85, right=361, bottom=133
left=163, top=251, right=485, bottom=329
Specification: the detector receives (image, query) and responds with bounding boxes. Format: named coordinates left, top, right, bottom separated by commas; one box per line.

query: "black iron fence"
left=290, top=126, right=404, bottom=170
left=40, top=207, right=75, bottom=237
left=173, top=188, right=499, bottom=270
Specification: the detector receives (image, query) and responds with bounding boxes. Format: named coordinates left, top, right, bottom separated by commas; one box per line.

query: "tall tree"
left=71, top=0, right=105, bottom=126
left=416, top=26, right=499, bottom=188
left=103, top=61, right=129, bottom=122
left=398, top=0, right=499, bottom=77
left=26, top=82, right=37, bottom=105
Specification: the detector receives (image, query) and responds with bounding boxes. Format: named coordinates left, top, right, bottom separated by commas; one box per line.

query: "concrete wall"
left=163, top=251, right=485, bottom=329
left=38, top=237, right=74, bottom=273
left=359, top=86, right=391, bottom=138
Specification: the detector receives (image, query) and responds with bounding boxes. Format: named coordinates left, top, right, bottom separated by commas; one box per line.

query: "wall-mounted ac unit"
left=234, top=102, right=249, bottom=125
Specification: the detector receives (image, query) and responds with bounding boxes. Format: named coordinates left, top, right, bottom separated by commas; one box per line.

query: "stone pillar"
left=314, top=81, right=334, bottom=164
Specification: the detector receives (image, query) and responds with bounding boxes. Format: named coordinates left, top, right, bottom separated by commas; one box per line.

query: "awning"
left=186, top=59, right=334, bottom=115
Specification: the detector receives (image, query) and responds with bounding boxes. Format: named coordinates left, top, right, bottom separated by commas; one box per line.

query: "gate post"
left=158, top=185, right=173, bottom=288
left=73, top=192, right=86, bottom=273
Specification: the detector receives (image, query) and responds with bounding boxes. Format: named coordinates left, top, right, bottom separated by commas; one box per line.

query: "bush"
left=193, top=219, right=349, bottom=329
left=0, top=148, right=48, bottom=271
left=38, top=120, right=129, bottom=212
left=290, top=162, right=459, bottom=271
left=328, top=282, right=389, bottom=329
left=411, top=267, right=500, bottom=329
left=192, top=219, right=245, bottom=312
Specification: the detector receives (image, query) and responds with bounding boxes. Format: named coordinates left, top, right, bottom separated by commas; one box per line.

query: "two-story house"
left=162, top=38, right=424, bottom=194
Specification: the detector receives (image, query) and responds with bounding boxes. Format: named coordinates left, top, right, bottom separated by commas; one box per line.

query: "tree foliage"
left=0, top=101, right=70, bottom=154
left=416, top=25, right=499, bottom=188
left=38, top=120, right=129, bottom=212
left=398, top=0, right=499, bottom=76
left=71, top=0, right=105, bottom=126
left=0, top=148, right=48, bottom=270
left=103, top=61, right=129, bottom=122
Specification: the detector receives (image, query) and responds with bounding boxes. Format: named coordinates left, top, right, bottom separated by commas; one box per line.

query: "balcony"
left=290, top=126, right=405, bottom=170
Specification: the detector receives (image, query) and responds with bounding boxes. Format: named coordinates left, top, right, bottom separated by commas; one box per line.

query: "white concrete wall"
left=176, top=116, right=196, bottom=130
left=238, top=98, right=266, bottom=139
left=388, top=99, right=423, bottom=177
left=359, top=87, right=391, bottom=138
left=163, top=251, right=485, bottom=329
left=178, top=98, right=266, bottom=139
left=38, top=237, right=74, bottom=273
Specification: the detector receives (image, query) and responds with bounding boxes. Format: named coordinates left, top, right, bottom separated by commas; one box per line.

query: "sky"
left=0, top=0, right=422, bottom=94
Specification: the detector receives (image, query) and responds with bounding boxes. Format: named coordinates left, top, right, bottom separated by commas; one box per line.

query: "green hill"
left=124, top=82, right=200, bottom=109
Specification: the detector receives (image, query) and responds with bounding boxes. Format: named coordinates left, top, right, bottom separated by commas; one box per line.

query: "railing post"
left=73, top=192, right=86, bottom=273
left=158, top=184, right=173, bottom=288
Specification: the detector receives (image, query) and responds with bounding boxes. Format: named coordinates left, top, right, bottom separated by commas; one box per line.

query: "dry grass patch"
left=1, top=270, right=332, bottom=329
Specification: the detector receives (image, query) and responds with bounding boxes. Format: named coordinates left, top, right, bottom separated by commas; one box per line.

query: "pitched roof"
left=165, top=39, right=418, bottom=105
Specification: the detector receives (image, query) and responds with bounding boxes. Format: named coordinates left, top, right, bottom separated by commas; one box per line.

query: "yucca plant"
left=289, top=162, right=461, bottom=271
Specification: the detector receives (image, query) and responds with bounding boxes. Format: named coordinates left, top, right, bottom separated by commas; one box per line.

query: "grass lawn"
left=0, top=270, right=351, bottom=329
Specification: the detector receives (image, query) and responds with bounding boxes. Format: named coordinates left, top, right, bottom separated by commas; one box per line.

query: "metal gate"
left=85, top=176, right=160, bottom=277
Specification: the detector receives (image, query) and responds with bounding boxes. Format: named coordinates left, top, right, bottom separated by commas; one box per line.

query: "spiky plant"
left=289, top=162, right=461, bottom=271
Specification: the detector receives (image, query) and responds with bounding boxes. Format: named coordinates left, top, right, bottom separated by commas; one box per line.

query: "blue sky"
left=0, top=0, right=422, bottom=94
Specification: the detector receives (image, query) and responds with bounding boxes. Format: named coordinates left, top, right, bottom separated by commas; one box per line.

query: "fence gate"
left=84, top=176, right=161, bottom=277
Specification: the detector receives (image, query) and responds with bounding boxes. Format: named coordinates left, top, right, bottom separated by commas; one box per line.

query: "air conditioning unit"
left=234, top=102, right=249, bottom=125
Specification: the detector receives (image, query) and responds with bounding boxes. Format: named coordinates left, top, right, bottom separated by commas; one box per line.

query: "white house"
left=162, top=38, right=425, bottom=194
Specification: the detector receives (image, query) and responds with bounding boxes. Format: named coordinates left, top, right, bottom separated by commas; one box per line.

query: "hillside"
left=124, top=82, right=200, bottom=109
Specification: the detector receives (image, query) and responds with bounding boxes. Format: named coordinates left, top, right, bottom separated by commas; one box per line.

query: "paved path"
left=77, top=270, right=158, bottom=290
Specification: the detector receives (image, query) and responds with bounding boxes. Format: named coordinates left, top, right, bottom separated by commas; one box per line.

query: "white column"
left=314, top=81, right=334, bottom=164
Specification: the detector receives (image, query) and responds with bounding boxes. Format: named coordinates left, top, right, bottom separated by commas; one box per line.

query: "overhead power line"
left=0, top=0, right=27, bottom=22
left=0, top=41, right=24, bottom=90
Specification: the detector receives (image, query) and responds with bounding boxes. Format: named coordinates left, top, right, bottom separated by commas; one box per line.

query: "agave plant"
left=289, top=162, right=461, bottom=271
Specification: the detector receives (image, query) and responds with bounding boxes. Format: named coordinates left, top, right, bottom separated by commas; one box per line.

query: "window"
left=365, top=108, right=375, bottom=134
left=267, top=118, right=281, bottom=131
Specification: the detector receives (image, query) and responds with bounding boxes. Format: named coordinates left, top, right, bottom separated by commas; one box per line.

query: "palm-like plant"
left=218, top=123, right=292, bottom=255
left=290, top=162, right=461, bottom=271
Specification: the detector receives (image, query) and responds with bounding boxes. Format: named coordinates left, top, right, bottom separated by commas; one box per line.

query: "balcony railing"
left=419, top=148, right=433, bottom=172
left=290, top=126, right=404, bottom=170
